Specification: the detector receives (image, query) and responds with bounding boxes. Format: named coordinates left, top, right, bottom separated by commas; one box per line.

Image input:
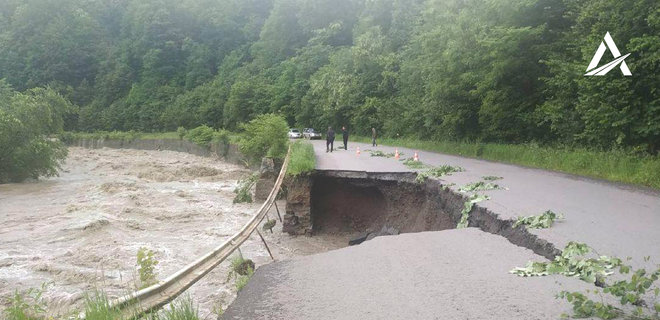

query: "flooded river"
left=0, top=147, right=343, bottom=318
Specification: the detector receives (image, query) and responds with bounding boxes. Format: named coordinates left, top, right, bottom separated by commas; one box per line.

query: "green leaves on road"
left=513, top=210, right=564, bottom=229
left=415, top=165, right=464, bottom=183
left=457, top=194, right=490, bottom=229
left=459, top=181, right=505, bottom=192
left=510, top=242, right=621, bottom=283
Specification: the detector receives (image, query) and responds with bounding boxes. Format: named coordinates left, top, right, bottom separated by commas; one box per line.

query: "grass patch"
left=83, top=290, right=122, bottom=320
left=60, top=130, right=241, bottom=147
left=235, top=269, right=253, bottom=292
left=227, top=255, right=255, bottom=293
left=287, top=141, right=316, bottom=176
left=156, top=295, right=200, bottom=320
left=513, top=210, right=564, bottom=229
left=351, top=136, right=660, bottom=190
left=3, top=283, right=49, bottom=320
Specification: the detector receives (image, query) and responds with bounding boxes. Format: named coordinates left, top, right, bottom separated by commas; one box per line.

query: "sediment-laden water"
left=0, top=147, right=343, bottom=317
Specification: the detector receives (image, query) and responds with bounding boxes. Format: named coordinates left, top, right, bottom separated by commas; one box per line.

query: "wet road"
left=225, top=139, right=659, bottom=319
left=312, top=139, right=660, bottom=262
left=224, top=229, right=597, bottom=320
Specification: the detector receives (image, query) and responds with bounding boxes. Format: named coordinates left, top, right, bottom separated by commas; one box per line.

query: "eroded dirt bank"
left=0, top=147, right=344, bottom=317
left=310, top=171, right=558, bottom=259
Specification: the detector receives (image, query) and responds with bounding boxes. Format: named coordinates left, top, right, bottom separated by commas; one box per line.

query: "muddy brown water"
left=0, top=147, right=344, bottom=318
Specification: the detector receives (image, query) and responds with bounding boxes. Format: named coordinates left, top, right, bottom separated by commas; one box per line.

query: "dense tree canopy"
left=0, top=0, right=658, bottom=153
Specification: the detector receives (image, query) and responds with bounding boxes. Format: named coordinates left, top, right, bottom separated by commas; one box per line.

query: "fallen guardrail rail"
left=82, top=147, right=291, bottom=319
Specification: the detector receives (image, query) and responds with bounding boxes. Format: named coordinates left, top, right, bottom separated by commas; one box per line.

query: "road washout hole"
left=309, top=171, right=559, bottom=259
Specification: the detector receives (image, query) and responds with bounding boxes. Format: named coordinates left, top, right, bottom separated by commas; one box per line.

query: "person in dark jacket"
left=341, top=126, right=349, bottom=150
left=326, top=126, right=335, bottom=152
left=371, top=127, right=377, bottom=147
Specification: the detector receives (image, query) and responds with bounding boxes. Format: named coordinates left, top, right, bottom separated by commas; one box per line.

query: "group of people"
left=325, top=126, right=377, bottom=153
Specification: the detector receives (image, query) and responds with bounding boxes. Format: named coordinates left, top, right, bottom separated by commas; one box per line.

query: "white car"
left=303, top=128, right=322, bottom=140
left=288, top=128, right=302, bottom=139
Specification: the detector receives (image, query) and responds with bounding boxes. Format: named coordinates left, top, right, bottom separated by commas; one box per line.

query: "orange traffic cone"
left=413, top=152, right=419, bottom=161
left=356, top=147, right=361, bottom=156
left=394, top=148, right=400, bottom=160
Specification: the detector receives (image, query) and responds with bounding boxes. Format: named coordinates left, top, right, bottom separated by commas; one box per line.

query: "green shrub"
left=237, top=114, right=288, bottom=162
left=233, top=173, right=258, bottom=203
left=176, top=127, right=187, bottom=140
left=230, top=256, right=255, bottom=276
left=212, top=129, right=230, bottom=145
left=262, top=219, right=277, bottom=233
left=58, top=131, right=76, bottom=144
left=137, top=247, right=159, bottom=289
left=0, top=85, right=71, bottom=183
left=287, top=141, right=315, bottom=176
left=212, top=129, right=231, bottom=156
left=185, top=125, right=215, bottom=147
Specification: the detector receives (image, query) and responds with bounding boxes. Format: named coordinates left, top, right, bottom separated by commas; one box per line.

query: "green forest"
left=0, top=0, right=658, bottom=151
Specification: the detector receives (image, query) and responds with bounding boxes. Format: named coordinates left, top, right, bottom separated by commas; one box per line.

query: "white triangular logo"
left=585, top=32, right=632, bottom=76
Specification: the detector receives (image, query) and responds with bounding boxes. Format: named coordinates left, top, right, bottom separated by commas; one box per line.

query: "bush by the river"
left=0, top=81, right=73, bottom=183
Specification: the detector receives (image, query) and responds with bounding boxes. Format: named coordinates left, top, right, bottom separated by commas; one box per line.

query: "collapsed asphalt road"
left=224, top=140, right=659, bottom=319
left=312, top=140, right=660, bottom=263
left=223, top=229, right=593, bottom=320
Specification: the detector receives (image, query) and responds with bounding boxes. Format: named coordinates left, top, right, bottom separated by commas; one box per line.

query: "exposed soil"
left=310, top=171, right=559, bottom=260
left=0, top=147, right=344, bottom=318
left=312, top=174, right=456, bottom=234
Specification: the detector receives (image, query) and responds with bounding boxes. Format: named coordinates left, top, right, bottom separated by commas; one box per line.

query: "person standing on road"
left=326, top=126, right=335, bottom=153
left=371, top=127, right=377, bottom=147
left=342, top=126, right=349, bottom=150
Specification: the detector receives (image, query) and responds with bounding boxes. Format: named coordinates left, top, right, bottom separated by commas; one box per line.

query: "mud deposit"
left=0, top=147, right=344, bottom=317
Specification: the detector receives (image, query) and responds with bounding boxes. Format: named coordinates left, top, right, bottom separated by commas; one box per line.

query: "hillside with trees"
left=1, top=0, right=658, bottom=153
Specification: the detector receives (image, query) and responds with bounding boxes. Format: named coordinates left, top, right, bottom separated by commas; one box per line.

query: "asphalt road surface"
left=223, top=229, right=595, bottom=320
left=312, top=140, right=660, bottom=262
left=224, top=139, right=659, bottom=319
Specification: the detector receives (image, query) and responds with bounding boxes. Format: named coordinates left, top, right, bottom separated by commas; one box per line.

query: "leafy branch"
left=558, top=264, right=660, bottom=319
left=459, top=181, right=506, bottom=192
left=415, top=165, right=464, bottom=183
left=510, top=242, right=622, bottom=284
left=457, top=194, right=490, bottom=228
left=514, top=210, right=564, bottom=229
left=233, top=173, right=259, bottom=203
